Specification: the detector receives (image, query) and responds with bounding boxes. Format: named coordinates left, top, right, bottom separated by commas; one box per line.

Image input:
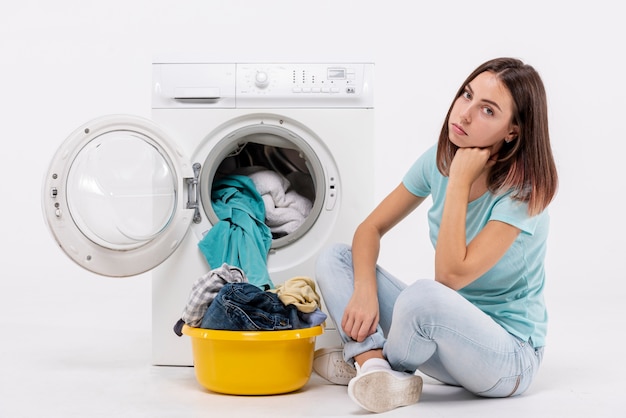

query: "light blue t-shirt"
left=402, top=145, right=549, bottom=347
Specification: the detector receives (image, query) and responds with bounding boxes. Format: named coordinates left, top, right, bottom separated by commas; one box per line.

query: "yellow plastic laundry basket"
left=182, top=324, right=323, bottom=395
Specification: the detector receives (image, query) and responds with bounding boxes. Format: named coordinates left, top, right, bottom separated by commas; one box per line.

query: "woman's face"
left=448, top=71, right=519, bottom=155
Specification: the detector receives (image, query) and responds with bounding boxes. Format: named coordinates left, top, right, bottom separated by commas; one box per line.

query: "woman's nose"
left=459, top=105, right=471, bottom=123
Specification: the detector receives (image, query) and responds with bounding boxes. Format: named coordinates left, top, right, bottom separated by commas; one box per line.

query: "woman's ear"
left=505, top=125, right=520, bottom=143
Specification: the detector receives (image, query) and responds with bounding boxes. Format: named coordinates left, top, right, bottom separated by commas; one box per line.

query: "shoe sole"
left=348, top=370, right=423, bottom=413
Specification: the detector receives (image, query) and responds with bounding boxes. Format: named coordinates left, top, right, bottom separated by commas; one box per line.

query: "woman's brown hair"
left=436, top=57, right=558, bottom=216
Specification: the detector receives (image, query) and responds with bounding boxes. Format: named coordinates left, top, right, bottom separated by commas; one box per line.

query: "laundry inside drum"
left=213, top=141, right=317, bottom=242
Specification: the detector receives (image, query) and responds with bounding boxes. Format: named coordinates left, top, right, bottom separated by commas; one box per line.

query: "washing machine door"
left=42, top=114, right=196, bottom=277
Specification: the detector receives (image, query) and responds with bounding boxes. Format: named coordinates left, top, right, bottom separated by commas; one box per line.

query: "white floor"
left=1, top=313, right=622, bottom=418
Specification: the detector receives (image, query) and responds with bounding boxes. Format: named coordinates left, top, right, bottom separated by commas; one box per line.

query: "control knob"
left=254, top=71, right=270, bottom=88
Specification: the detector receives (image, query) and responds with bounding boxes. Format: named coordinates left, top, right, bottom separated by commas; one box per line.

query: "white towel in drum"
left=247, top=169, right=313, bottom=235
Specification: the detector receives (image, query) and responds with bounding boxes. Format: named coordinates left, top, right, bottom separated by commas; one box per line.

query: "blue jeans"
left=201, top=283, right=303, bottom=331
left=315, top=243, right=544, bottom=397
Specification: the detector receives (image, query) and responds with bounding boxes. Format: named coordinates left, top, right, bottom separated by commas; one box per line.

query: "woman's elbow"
left=434, top=270, right=467, bottom=291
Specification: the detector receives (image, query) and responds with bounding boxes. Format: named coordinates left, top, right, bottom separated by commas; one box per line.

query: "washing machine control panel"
left=236, top=63, right=373, bottom=108
left=152, top=62, right=373, bottom=109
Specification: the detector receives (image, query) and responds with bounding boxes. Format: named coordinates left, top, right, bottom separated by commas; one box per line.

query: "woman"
left=314, top=57, right=558, bottom=413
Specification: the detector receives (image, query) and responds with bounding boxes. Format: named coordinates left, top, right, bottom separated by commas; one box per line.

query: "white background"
left=1, top=0, right=624, bottom=415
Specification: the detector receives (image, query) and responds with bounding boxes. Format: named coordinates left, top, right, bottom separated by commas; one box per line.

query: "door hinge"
left=186, top=162, right=202, bottom=224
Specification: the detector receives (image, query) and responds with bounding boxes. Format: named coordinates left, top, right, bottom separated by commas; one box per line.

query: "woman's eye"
left=483, top=107, right=494, bottom=116
left=462, top=90, right=471, bottom=100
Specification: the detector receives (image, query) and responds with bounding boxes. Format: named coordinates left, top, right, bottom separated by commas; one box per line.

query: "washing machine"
left=42, top=62, right=375, bottom=366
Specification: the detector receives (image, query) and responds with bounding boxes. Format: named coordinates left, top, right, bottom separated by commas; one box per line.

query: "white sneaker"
left=347, top=368, right=423, bottom=413
left=313, top=347, right=357, bottom=386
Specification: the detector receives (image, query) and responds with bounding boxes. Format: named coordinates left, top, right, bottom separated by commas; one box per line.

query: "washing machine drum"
left=200, top=127, right=325, bottom=250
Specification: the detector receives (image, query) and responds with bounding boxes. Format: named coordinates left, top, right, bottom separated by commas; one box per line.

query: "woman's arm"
left=435, top=148, right=520, bottom=290
left=342, top=183, right=426, bottom=342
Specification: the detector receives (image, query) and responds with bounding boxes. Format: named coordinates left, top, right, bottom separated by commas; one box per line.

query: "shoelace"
left=333, top=358, right=356, bottom=378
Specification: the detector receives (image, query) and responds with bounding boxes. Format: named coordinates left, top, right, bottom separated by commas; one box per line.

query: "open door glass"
left=43, top=115, right=194, bottom=277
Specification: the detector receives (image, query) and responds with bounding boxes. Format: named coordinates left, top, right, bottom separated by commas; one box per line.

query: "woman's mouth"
left=451, top=123, right=467, bottom=135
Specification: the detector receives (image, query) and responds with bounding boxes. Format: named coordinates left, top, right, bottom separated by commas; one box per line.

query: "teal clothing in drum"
left=402, top=145, right=549, bottom=347
left=198, top=175, right=274, bottom=290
